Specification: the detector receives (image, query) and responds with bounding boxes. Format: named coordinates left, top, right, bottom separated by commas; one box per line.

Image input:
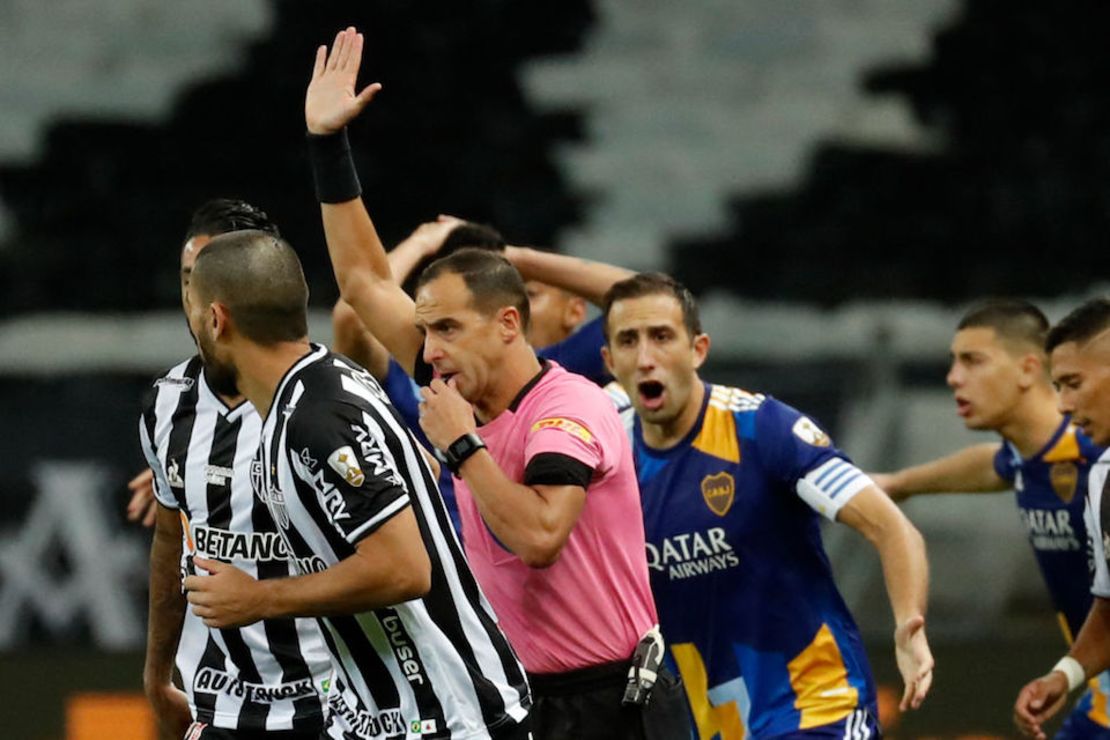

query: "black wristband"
left=443, top=433, right=486, bottom=474
left=307, top=129, right=362, bottom=204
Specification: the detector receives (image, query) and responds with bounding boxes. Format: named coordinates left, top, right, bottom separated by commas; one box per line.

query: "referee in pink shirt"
left=302, top=27, right=688, bottom=739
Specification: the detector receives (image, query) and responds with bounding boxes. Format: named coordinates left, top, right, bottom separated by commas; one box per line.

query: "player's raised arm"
left=872, top=442, right=1008, bottom=501
left=504, top=245, right=635, bottom=307
left=305, top=27, right=424, bottom=375
left=836, top=487, right=934, bottom=711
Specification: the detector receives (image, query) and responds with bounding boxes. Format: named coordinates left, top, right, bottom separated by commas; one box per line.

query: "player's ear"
left=497, top=305, right=523, bottom=342
left=1018, top=352, right=1043, bottom=390
left=692, top=332, right=711, bottom=370
left=601, top=344, right=613, bottom=374
left=563, top=297, right=587, bottom=331
left=211, top=302, right=234, bottom=340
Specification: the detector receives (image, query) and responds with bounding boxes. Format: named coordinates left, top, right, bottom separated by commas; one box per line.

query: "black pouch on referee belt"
left=622, top=625, right=665, bottom=706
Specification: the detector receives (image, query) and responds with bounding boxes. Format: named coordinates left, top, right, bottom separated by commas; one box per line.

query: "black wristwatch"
left=442, top=432, right=486, bottom=474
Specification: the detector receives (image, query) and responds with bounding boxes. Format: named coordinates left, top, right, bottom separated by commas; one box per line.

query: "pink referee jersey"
left=455, top=361, right=657, bottom=674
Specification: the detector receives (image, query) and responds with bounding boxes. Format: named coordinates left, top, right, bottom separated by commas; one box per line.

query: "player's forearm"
left=457, top=451, right=571, bottom=567
left=332, top=299, right=391, bottom=381
left=873, top=513, right=930, bottom=626
left=144, top=516, right=186, bottom=689
left=261, top=538, right=430, bottom=618
left=505, top=246, right=634, bottom=307
left=885, top=443, right=1006, bottom=499
left=1066, top=597, right=1110, bottom=678
left=322, top=199, right=394, bottom=296
left=388, top=232, right=436, bottom=286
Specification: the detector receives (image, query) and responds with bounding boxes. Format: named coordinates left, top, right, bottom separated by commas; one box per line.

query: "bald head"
left=191, top=230, right=309, bottom=344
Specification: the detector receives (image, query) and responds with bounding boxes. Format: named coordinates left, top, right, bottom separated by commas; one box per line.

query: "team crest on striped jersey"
left=792, top=417, right=830, bottom=447
left=328, top=446, right=365, bottom=487
left=702, top=472, right=735, bottom=517
left=1050, top=462, right=1079, bottom=503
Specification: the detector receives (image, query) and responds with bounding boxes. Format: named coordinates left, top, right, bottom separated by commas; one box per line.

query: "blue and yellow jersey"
left=634, top=383, right=877, bottom=739
left=993, top=419, right=1110, bottom=728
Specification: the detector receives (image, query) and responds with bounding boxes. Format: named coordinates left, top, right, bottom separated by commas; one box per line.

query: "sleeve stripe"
left=820, top=465, right=856, bottom=494
left=345, top=493, right=411, bottom=544
left=797, top=458, right=872, bottom=522
left=828, top=471, right=864, bottom=499
left=814, top=459, right=850, bottom=487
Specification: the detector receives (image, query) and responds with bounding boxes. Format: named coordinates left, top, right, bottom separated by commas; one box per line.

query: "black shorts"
left=527, top=661, right=689, bottom=740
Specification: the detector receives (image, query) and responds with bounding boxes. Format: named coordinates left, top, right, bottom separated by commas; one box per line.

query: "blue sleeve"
left=993, top=445, right=1015, bottom=483
left=754, top=398, right=845, bottom=485
left=382, top=359, right=422, bottom=430
left=537, top=317, right=611, bottom=386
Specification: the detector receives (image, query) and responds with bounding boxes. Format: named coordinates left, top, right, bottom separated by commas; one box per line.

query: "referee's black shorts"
left=527, top=660, right=689, bottom=740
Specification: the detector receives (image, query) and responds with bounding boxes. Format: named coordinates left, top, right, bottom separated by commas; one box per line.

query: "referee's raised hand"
left=305, top=26, right=382, bottom=136
left=184, top=556, right=268, bottom=629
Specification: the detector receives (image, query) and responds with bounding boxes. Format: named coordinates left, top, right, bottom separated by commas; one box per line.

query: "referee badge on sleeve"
left=328, top=446, right=366, bottom=487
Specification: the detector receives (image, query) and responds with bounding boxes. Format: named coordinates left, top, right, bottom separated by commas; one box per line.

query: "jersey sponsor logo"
left=328, top=691, right=407, bottom=739
left=204, top=464, right=233, bottom=487
left=167, top=458, right=185, bottom=489
left=299, top=464, right=352, bottom=523
left=193, top=524, right=291, bottom=562
left=646, top=527, right=740, bottom=580
left=530, top=417, right=594, bottom=444
left=193, top=667, right=317, bottom=703
left=352, top=424, right=403, bottom=487
left=1050, top=462, right=1079, bottom=503
left=155, top=376, right=195, bottom=390
left=1019, top=507, right=1081, bottom=551
left=328, top=446, right=366, bottom=487
left=792, top=417, right=830, bottom=447
left=701, top=472, right=735, bottom=517
left=381, top=613, right=428, bottom=687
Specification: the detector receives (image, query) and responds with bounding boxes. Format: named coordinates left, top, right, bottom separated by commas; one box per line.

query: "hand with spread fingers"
left=305, top=26, right=383, bottom=136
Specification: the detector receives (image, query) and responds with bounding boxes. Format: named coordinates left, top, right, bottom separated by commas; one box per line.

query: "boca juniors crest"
left=1050, top=462, right=1079, bottom=503
left=702, top=472, right=735, bottom=517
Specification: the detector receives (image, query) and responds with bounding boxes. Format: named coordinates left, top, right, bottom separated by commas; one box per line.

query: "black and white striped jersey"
left=257, top=345, right=530, bottom=740
left=139, top=357, right=333, bottom=732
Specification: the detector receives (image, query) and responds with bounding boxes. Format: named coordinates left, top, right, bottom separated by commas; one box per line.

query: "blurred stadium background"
left=2, top=0, right=1109, bottom=736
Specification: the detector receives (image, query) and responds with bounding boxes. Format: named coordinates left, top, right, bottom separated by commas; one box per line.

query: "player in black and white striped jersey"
left=181, top=230, right=532, bottom=739
left=139, top=200, right=333, bottom=739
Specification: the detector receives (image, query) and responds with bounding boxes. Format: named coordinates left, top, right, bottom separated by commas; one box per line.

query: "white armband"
left=1052, top=656, right=1086, bottom=693
left=796, top=458, right=873, bottom=521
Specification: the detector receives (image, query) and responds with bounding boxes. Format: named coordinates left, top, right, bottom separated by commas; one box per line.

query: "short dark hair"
left=602, top=272, right=702, bottom=342
left=185, top=199, right=280, bottom=243
left=191, top=230, right=308, bottom=344
left=441, top=222, right=505, bottom=255
left=399, top=222, right=506, bottom=297
left=1046, top=298, right=1110, bottom=354
left=957, top=299, right=1049, bottom=352
left=416, top=247, right=530, bottom=331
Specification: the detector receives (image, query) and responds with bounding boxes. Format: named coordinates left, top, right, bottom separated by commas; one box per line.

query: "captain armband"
left=796, top=458, right=874, bottom=521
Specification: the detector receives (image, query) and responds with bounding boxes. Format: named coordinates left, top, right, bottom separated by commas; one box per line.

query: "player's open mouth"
left=955, top=397, right=971, bottom=417
left=638, top=381, right=666, bottom=411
